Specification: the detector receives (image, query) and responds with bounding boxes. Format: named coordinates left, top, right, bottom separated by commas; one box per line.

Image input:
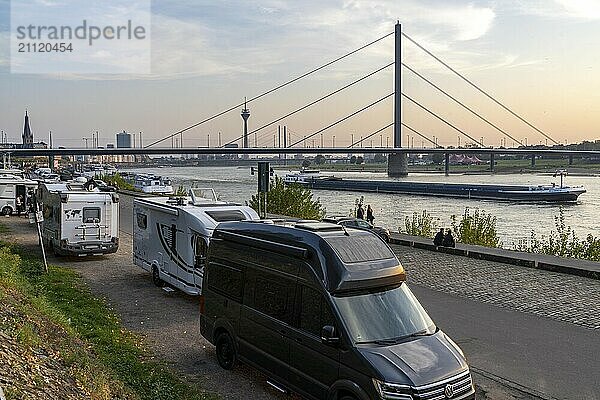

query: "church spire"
left=23, top=109, right=33, bottom=149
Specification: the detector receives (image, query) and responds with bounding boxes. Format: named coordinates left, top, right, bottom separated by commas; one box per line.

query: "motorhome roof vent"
left=189, top=188, right=218, bottom=205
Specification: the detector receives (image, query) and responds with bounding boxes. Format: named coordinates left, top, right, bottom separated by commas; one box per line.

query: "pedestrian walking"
left=15, top=195, right=23, bottom=215
left=356, top=204, right=365, bottom=220
left=366, top=205, right=374, bottom=224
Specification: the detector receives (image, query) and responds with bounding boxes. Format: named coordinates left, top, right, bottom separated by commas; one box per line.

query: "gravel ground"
left=3, top=214, right=544, bottom=400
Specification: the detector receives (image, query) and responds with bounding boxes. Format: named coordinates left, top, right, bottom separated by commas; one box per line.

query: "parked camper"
left=133, top=188, right=259, bottom=295
left=0, top=174, right=38, bottom=215
left=37, top=182, right=119, bottom=256
left=200, top=221, right=474, bottom=400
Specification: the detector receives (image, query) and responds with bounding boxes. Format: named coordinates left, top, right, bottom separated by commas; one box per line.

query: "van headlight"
left=373, top=379, right=413, bottom=399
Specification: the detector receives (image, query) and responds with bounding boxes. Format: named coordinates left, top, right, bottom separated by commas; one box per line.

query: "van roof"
left=212, top=221, right=405, bottom=293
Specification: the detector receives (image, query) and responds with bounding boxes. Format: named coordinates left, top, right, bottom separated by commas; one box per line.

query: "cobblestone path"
left=391, top=245, right=600, bottom=330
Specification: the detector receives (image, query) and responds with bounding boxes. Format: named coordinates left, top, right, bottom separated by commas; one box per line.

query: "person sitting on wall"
left=433, top=228, right=444, bottom=246
left=442, top=229, right=456, bottom=248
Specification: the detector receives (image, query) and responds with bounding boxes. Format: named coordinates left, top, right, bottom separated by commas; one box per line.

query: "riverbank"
left=0, top=224, right=215, bottom=400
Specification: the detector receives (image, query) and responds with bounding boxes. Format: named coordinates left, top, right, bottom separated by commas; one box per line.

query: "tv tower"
left=241, top=97, right=250, bottom=149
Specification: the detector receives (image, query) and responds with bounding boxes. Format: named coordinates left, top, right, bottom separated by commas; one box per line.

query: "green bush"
left=516, top=208, right=600, bottom=261
left=249, top=176, right=326, bottom=220
left=404, top=210, right=438, bottom=238
left=451, top=208, right=501, bottom=248
left=98, top=172, right=138, bottom=192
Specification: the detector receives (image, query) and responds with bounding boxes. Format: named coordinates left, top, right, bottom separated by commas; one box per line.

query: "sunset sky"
left=1, top=0, right=599, bottom=149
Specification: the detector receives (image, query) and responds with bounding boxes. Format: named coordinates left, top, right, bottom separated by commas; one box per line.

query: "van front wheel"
left=1, top=206, right=12, bottom=216
left=152, top=266, right=165, bottom=287
left=216, top=332, right=237, bottom=370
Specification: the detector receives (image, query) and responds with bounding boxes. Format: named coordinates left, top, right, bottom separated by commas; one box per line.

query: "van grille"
left=413, top=370, right=474, bottom=400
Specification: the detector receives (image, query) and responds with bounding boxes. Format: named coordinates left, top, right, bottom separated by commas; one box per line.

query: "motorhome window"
left=208, top=263, right=243, bottom=301
left=83, top=208, right=101, bottom=223
left=254, top=277, right=292, bottom=322
left=325, top=234, right=394, bottom=263
left=136, top=213, right=147, bottom=229
left=205, top=210, right=246, bottom=222
left=299, top=286, right=335, bottom=337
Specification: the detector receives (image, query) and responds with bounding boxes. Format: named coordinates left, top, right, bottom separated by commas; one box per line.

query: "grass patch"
left=0, top=225, right=217, bottom=400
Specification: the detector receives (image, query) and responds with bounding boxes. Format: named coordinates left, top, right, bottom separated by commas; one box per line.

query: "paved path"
left=393, top=245, right=600, bottom=330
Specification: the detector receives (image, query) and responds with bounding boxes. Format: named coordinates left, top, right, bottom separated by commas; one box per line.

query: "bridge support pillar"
left=387, top=152, right=408, bottom=177
left=569, top=154, right=574, bottom=165
left=531, top=154, right=536, bottom=167
left=444, top=153, right=450, bottom=176
left=490, top=153, right=495, bottom=173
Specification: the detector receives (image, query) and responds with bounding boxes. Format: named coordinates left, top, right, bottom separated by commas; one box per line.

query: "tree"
left=356, top=156, right=364, bottom=165
left=350, top=155, right=357, bottom=164
left=314, top=155, right=326, bottom=165
left=302, top=159, right=311, bottom=168
left=249, top=177, right=326, bottom=220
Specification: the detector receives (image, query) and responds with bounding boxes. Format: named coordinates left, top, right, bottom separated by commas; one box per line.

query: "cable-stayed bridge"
left=7, top=22, right=596, bottom=176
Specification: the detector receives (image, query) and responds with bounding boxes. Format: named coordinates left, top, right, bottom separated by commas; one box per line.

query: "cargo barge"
left=283, top=170, right=586, bottom=202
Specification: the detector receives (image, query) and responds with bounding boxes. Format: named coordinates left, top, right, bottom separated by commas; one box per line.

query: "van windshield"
left=332, top=283, right=436, bottom=344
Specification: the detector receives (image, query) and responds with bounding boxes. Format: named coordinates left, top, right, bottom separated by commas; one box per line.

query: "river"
left=125, top=166, right=600, bottom=247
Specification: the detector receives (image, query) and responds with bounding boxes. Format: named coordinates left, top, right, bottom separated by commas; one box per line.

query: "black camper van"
left=200, top=221, right=474, bottom=400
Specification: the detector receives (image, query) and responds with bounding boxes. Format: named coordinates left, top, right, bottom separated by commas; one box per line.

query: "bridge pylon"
left=388, top=21, right=408, bottom=177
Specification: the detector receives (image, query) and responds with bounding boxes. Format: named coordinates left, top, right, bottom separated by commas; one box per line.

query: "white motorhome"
left=0, top=174, right=38, bottom=215
left=37, top=182, right=120, bottom=256
left=133, top=188, right=259, bottom=295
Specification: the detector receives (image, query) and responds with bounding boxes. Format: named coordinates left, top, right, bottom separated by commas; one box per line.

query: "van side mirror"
left=321, top=325, right=339, bottom=346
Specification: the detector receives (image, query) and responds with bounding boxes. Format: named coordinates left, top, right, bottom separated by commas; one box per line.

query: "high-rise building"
left=116, top=130, right=132, bottom=148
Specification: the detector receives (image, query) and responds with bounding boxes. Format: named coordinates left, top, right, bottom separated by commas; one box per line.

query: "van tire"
left=340, top=396, right=358, bottom=400
left=1, top=206, right=12, bottom=216
left=152, top=265, right=165, bottom=287
left=215, top=332, right=237, bottom=370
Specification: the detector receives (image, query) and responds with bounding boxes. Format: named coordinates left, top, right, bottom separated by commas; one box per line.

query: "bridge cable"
left=401, top=122, right=439, bottom=147
left=402, top=93, right=484, bottom=147
left=145, top=31, right=394, bottom=148
left=222, top=62, right=394, bottom=147
left=288, top=93, right=394, bottom=148
left=348, top=122, right=394, bottom=148
left=402, top=32, right=559, bottom=145
left=402, top=62, right=524, bottom=146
